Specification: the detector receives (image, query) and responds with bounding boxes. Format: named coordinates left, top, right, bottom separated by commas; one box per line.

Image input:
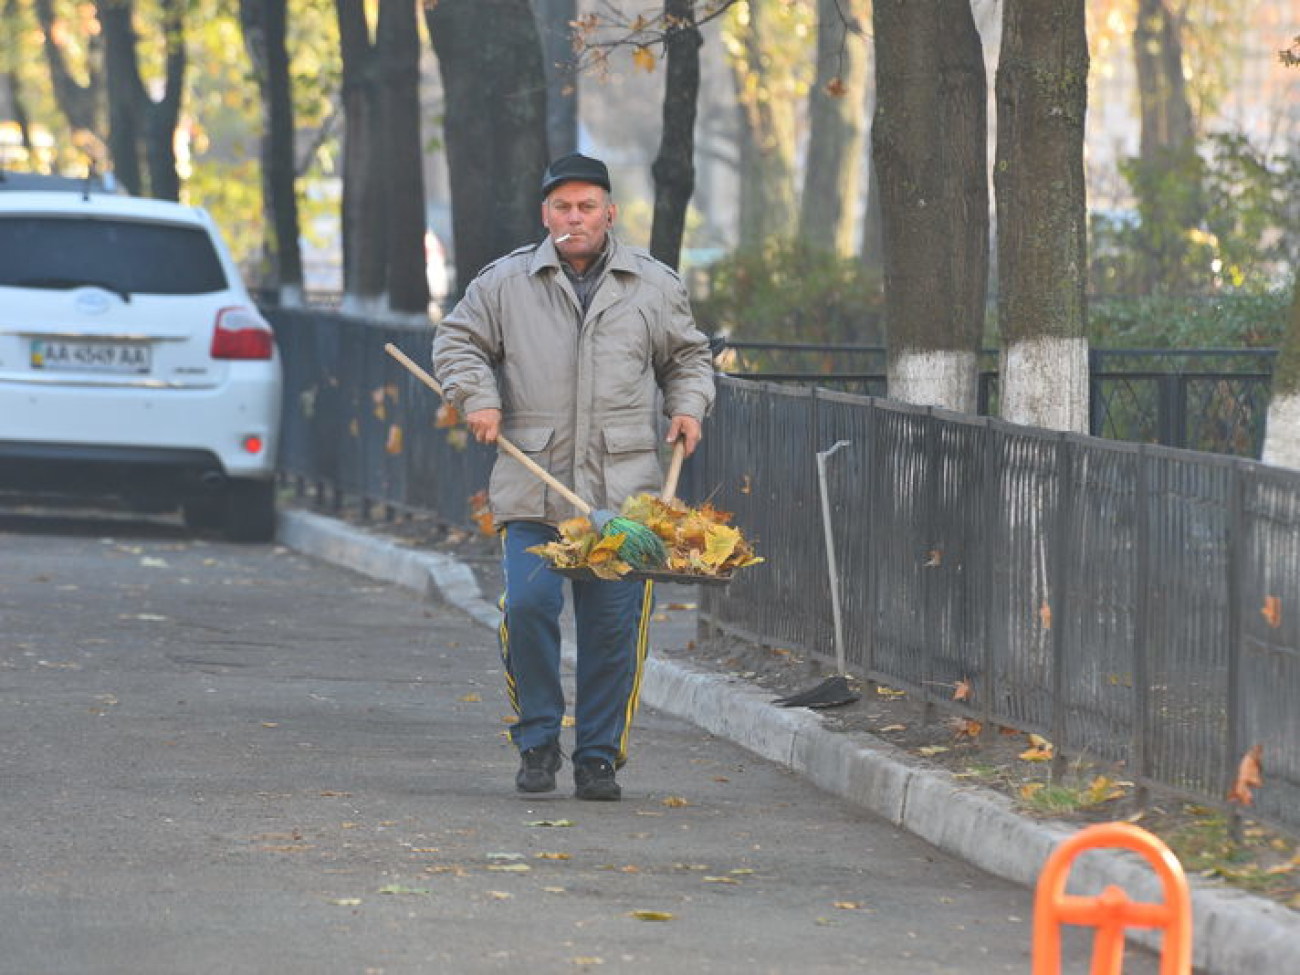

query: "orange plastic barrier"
left=1032, top=822, right=1192, bottom=975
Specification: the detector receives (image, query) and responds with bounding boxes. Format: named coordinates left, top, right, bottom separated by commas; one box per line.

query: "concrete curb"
left=278, top=508, right=1300, bottom=975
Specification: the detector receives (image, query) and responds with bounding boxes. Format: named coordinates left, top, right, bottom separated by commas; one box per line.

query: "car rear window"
left=0, top=215, right=229, bottom=295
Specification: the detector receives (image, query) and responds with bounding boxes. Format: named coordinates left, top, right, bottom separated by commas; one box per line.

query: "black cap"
left=541, top=153, right=611, bottom=196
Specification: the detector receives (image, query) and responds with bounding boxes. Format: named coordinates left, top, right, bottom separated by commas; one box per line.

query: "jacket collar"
left=529, top=233, right=638, bottom=279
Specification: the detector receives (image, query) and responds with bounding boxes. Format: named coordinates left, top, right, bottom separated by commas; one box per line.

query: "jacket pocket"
left=602, top=423, right=661, bottom=505
left=490, top=425, right=555, bottom=519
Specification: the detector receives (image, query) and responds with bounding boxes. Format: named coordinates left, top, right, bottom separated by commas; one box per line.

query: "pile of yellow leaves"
left=527, top=494, right=763, bottom=581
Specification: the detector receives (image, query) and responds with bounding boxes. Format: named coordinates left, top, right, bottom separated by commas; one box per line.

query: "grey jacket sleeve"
left=431, top=276, right=504, bottom=415
left=653, top=274, right=716, bottom=421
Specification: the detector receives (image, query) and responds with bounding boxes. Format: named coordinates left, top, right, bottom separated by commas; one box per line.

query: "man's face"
left=542, top=181, right=616, bottom=270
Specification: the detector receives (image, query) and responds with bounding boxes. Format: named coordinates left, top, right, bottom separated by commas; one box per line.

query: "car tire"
left=222, top=477, right=277, bottom=543
left=182, top=494, right=225, bottom=533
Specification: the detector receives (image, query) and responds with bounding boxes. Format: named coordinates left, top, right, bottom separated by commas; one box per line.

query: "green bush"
left=1088, top=293, right=1291, bottom=348
left=693, top=239, right=885, bottom=345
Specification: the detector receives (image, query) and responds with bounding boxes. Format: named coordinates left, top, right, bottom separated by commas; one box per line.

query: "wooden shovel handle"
left=384, top=343, right=592, bottom=515
left=661, top=435, right=686, bottom=501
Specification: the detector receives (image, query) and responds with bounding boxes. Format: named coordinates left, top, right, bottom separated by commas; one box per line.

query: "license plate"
left=31, top=339, right=152, bottom=375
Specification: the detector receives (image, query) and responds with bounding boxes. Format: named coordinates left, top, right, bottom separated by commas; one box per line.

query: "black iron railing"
left=267, top=309, right=1298, bottom=836
left=716, top=341, right=1277, bottom=458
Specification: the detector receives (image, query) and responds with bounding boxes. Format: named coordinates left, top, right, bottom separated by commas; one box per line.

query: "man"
left=432, top=153, right=715, bottom=801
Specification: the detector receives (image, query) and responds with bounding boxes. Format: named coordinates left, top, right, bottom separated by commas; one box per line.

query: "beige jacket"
left=432, top=234, right=715, bottom=525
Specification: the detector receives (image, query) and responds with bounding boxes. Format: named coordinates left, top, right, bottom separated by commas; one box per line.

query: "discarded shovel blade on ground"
left=772, top=674, right=860, bottom=709
left=771, top=441, right=861, bottom=711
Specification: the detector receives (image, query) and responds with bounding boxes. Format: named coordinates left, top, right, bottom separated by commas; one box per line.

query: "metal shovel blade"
left=772, top=674, right=860, bottom=709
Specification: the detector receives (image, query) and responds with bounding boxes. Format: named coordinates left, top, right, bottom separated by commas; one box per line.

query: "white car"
left=0, top=189, right=283, bottom=541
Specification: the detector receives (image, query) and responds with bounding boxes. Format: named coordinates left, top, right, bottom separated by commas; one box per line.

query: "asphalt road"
left=0, top=504, right=1162, bottom=974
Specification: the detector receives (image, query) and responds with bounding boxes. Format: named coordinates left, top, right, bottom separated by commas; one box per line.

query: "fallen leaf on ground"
left=627, top=910, right=675, bottom=921
left=378, top=884, right=430, bottom=895
left=1227, top=744, right=1264, bottom=806
left=1019, top=734, right=1054, bottom=762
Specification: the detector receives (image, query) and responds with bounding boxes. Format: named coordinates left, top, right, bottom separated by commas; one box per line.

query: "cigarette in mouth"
left=555, top=233, right=573, bottom=243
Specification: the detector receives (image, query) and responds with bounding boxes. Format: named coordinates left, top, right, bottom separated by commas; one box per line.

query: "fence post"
left=863, top=398, right=879, bottom=680
left=1050, top=434, right=1074, bottom=779
left=979, top=418, right=999, bottom=742
left=1225, top=461, right=1246, bottom=842
left=1156, top=374, right=1190, bottom=449
left=922, top=408, right=940, bottom=727
left=1132, top=445, right=1152, bottom=811
left=1089, top=346, right=1104, bottom=438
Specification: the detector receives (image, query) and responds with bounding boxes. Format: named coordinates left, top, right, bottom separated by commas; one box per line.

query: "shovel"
left=774, top=440, right=860, bottom=709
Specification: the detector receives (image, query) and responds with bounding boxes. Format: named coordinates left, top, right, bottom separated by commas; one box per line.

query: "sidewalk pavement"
left=279, top=508, right=1300, bottom=975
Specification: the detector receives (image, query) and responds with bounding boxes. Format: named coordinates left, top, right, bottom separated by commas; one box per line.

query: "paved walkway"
left=279, top=508, right=1300, bottom=975
left=1, top=505, right=1136, bottom=974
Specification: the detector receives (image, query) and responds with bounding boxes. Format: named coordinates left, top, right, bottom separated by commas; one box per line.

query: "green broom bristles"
left=593, top=513, right=667, bottom=570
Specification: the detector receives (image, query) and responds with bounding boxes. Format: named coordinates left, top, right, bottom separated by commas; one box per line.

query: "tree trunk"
left=533, top=0, right=578, bottom=157
left=2, top=0, right=36, bottom=162
left=994, top=0, right=1089, bottom=432
left=649, top=0, right=701, bottom=271
left=1130, top=0, right=1202, bottom=292
left=336, top=0, right=386, bottom=311
left=1134, top=0, right=1194, bottom=158
left=859, top=73, right=884, bottom=277
left=35, top=0, right=102, bottom=142
left=377, top=0, right=428, bottom=316
left=240, top=0, right=304, bottom=303
left=1262, top=277, right=1300, bottom=469
left=426, top=0, right=549, bottom=295
left=97, top=0, right=145, bottom=195
left=96, top=0, right=184, bottom=200
left=872, top=0, right=987, bottom=412
left=142, top=0, right=185, bottom=202
left=799, top=0, right=868, bottom=257
left=729, top=0, right=797, bottom=247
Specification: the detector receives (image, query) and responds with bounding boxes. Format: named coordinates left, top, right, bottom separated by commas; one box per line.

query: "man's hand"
left=466, top=408, right=502, bottom=444
left=666, top=415, right=703, bottom=455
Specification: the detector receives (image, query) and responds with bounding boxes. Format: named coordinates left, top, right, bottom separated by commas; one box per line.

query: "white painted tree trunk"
left=1262, top=394, right=1300, bottom=470
left=999, top=335, right=1089, bottom=433
left=340, top=293, right=387, bottom=319
left=277, top=284, right=304, bottom=309
left=888, top=350, right=980, bottom=414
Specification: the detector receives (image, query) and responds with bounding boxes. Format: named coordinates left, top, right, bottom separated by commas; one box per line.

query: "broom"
left=384, top=343, right=668, bottom=570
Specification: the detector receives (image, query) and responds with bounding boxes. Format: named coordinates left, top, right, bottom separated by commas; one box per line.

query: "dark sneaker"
left=573, top=758, right=621, bottom=801
left=515, top=740, right=562, bottom=793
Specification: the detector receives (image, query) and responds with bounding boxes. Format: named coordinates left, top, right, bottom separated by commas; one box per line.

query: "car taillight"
left=212, top=307, right=274, bottom=360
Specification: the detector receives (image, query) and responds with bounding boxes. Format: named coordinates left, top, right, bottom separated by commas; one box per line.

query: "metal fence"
left=272, top=308, right=496, bottom=523
left=267, top=308, right=1298, bottom=835
left=692, top=380, right=1299, bottom=835
left=719, top=342, right=1276, bottom=457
